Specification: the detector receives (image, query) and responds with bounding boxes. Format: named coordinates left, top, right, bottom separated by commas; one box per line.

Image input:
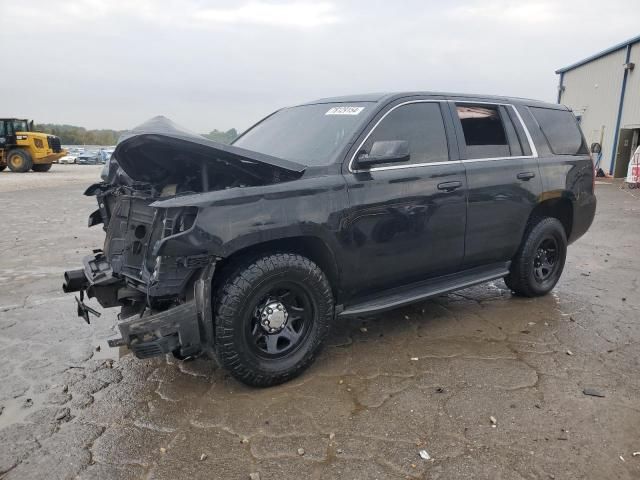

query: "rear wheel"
left=32, top=163, right=52, bottom=172
left=504, top=217, right=567, bottom=297
left=214, top=253, right=333, bottom=387
left=7, top=149, right=33, bottom=172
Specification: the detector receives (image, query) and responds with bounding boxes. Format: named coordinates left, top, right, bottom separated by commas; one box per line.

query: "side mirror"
left=355, top=140, right=410, bottom=169
left=590, top=142, right=602, bottom=154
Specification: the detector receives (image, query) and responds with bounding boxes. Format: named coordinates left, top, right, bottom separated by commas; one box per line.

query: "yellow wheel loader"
left=0, top=119, right=66, bottom=172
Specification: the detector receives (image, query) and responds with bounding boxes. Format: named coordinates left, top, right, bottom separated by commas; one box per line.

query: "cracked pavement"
left=0, top=167, right=639, bottom=479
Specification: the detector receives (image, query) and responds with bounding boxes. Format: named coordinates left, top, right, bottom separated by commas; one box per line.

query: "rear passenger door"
left=448, top=101, right=542, bottom=268
left=342, top=100, right=467, bottom=298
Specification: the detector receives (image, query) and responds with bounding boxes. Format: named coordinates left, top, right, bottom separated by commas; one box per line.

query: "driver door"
left=341, top=100, right=467, bottom=298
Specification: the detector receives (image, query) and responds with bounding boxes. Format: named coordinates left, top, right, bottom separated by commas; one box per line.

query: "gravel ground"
left=0, top=166, right=638, bottom=479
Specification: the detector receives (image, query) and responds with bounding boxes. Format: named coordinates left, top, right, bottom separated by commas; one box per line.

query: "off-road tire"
left=504, top=217, right=567, bottom=297
left=32, top=163, right=52, bottom=172
left=214, top=253, right=333, bottom=387
left=7, top=149, right=33, bottom=172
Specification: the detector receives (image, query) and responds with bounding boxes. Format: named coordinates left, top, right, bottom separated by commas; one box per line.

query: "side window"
left=500, top=106, right=523, bottom=157
left=530, top=107, right=588, bottom=155
left=505, top=107, right=532, bottom=156
left=456, top=104, right=510, bottom=159
left=362, top=102, right=449, bottom=166
left=0, top=121, right=5, bottom=137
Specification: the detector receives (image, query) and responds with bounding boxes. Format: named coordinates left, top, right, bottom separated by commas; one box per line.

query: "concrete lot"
left=0, top=166, right=638, bottom=479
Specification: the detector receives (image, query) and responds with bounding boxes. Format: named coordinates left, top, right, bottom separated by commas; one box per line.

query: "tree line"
left=35, top=124, right=123, bottom=146
left=202, top=128, right=239, bottom=144
left=35, top=124, right=239, bottom=146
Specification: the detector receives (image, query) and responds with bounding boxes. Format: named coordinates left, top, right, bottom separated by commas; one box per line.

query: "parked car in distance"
left=64, top=92, right=596, bottom=387
left=76, top=152, right=101, bottom=165
left=58, top=154, right=77, bottom=164
left=94, top=149, right=109, bottom=164
left=63, top=147, right=83, bottom=155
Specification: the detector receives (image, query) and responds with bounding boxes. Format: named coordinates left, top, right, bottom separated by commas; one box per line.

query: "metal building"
left=556, top=35, right=639, bottom=176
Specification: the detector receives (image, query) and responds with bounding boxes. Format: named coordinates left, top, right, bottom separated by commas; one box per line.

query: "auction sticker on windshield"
left=325, top=106, right=365, bottom=115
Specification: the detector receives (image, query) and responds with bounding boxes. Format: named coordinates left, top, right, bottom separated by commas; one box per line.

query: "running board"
left=339, top=262, right=510, bottom=318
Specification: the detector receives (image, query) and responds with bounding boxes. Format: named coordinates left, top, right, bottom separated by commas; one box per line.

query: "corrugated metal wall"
left=621, top=45, right=640, bottom=130
left=560, top=49, right=627, bottom=173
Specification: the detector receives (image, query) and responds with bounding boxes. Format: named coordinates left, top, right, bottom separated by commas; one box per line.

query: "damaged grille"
left=103, top=195, right=156, bottom=281
left=182, top=254, right=213, bottom=269
left=47, top=136, right=62, bottom=153
left=100, top=192, right=205, bottom=298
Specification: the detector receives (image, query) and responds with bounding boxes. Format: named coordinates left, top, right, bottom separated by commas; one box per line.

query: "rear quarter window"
left=530, top=107, right=588, bottom=155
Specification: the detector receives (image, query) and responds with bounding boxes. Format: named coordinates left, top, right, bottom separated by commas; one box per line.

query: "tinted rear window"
left=530, top=107, right=587, bottom=155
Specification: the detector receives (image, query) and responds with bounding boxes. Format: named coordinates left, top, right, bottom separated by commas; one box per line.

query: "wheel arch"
left=8, top=146, right=33, bottom=156
left=528, top=196, right=574, bottom=240
left=214, top=235, right=341, bottom=300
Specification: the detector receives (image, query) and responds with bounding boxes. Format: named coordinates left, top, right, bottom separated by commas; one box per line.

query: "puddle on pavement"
left=0, top=389, right=49, bottom=430
left=0, top=282, right=579, bottom=436
left=89, top=315, right=131, bottom=362
left=0, top=335, right=128, bottom=430
left=91, top=337, right=130, bottom=361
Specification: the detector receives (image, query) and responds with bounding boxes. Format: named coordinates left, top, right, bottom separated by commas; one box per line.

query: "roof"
left=556, top=34, right=640, bottom=74
left=299, top=91, right=559, bottom=109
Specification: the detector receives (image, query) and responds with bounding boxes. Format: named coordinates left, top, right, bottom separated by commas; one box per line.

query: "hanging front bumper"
left=111, top=301, right=201, bottom=359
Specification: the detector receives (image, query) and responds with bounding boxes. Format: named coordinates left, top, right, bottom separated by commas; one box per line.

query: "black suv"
left=64, top=92, right=596, bottom=387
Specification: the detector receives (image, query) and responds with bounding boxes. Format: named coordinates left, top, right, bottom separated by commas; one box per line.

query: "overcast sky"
left=1, top=0, right=638, bottom=133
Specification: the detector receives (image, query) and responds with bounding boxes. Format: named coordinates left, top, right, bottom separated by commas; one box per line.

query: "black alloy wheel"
left=504, top=217, right=567, bottom=297
left=247, top=283, right=313, bottom=359
left=214, top=253, right=333, bottom=387
left=533, top=236, right=560, bottom=283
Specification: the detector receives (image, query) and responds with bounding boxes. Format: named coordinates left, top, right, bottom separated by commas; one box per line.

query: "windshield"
left=233, top=102, right=372, bottom=166
left=11, top=120, right=29, bottom=132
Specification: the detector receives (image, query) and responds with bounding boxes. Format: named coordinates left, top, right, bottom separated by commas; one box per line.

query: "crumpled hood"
left=110, top=116, right=305, bottom=185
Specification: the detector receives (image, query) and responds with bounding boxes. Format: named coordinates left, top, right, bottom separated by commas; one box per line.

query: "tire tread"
left=7, top=149, right=33, bottom=173
left=214, top=253, right=333, bottom=387
left=505, top=216, right=567, bottom=297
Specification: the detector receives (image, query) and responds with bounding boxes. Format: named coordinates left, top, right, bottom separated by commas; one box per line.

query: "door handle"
left=437, top=181, right=462, bottom=192
left=517, top=172, right=535, bottom=181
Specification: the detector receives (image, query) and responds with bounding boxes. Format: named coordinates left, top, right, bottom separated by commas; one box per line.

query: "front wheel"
left=7, top=149, right=33, bottom=172
left=504, top=217, right=567, bottom=297
left=214, top=253, right=333, bottom=387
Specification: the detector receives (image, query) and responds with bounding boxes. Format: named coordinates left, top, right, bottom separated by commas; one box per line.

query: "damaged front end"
left=63, top=116, right=304, bottom=359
